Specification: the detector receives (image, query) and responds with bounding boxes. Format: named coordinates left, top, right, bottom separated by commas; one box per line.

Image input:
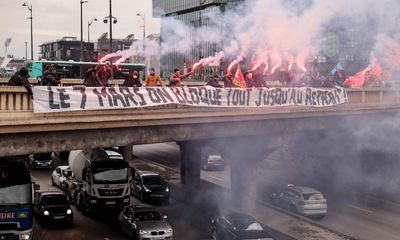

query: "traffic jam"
left=0, top=146, right=332, bottom=240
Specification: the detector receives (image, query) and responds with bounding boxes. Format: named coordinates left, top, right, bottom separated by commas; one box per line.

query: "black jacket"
left=120, top=72, right=142, bottom=87
left=8, top=73, right=33, bottom=96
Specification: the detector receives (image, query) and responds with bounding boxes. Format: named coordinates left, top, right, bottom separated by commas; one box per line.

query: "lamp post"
left=25, top=41, right=27, bottom=60
left=80, top=0, right=88, bottom=62
left=198, top=0, right=207, bottom=81
left=22, top=2, right=33, bottom=60
left=88, top=18, right=97, bottom=43
left=136, top=12, right=146, bottom=40
left=103, top=0, right=117, bottom=78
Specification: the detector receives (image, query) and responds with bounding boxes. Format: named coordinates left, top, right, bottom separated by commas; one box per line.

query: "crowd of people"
left=6, top=63, right=346, bottom=99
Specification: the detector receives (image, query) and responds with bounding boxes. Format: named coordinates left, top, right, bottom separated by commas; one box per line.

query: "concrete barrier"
left=0, top=86, right=398, bottom=113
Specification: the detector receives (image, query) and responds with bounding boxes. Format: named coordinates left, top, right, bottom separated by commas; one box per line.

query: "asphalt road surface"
left=132, top=142, right=400, bottom=240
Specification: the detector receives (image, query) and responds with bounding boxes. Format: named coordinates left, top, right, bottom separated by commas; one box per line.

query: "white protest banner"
left=32, top=86, right=348, bottom=113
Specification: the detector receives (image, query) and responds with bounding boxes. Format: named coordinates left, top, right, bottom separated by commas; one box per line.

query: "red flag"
left=233, top=64, right=247, bottom=88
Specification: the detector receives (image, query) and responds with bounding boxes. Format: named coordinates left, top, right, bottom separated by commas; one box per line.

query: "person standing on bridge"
left=120, top=70, right=142, bottom=87
left=206, top=75, right=223, bottom=88
left=8, top=67, right=33, bottom=97
left=169, top=68, right=192, bottom=87
left=145, top=67, right=165, bottom=87
left=96, top=63, right=112, bottom=87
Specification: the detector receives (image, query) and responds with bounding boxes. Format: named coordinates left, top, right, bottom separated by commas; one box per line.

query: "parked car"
left=29, top=153, right=54, bottom=169
left=33, top=191, right=73, bottom=227
left=130, top=170, right=170, bottom=202
left=202, top=155, right=225, bottom=171
left=118, top=205, right=173, bottom=240
left=270, top=185, right=327, bottom=219
left=210, top=212, right=273, bottom=240
left=51, top=165, right=72, bottom=188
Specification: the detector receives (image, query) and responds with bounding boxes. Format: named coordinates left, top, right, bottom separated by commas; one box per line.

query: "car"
left=210, top=212, right=273, bottom=240
left=202, top=155, right=225, bottom=171
left=33, top=191, right=73, bottom=227
left=130, top=170, right=170, bottom=202
left=118, top=205, right=173, bottom=240
left=29, top=153, right=54, bottom=169
left=270, top=185, right=327, bottom=218
left=51, top=166, right=72, bottom=188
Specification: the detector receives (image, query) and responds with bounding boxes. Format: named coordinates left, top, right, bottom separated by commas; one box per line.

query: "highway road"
left=133, top=142, right=400, bottom=240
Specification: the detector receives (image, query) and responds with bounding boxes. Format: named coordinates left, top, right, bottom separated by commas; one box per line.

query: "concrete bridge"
left=1, top=86, right=399, bottom=201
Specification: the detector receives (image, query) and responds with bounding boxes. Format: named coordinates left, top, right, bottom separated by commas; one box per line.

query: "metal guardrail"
left=0, top=86, right=398, bottom=112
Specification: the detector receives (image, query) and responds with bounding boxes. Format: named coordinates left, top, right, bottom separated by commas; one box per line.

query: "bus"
left=31, top=60, right=146, bottom=80
left=0, top=158, right=38, bottom=240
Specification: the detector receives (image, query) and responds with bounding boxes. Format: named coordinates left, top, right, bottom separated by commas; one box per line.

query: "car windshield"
left=303, top=193, right=324, bottom=200
left=233, top=218, right=264, bottom=231
left=93, top=168, right=128, bottom=183
left=0, top=184, right=32, bottom=205
left=41, top=194, right=68, bottom=205
left=142, top=175, right=164, bottom=185
left=34, top=153, right=52, bottom=160
left=134, top=211, right=163, bottom=221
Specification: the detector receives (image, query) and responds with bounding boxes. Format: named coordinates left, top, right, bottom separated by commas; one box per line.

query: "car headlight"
left=165, top=187, right=170, bottom=192
left=90, top=199, right=97, bottom=204
left=166, top=228, right=173, bottom=233
left=139, top=230, right=149, bottom=235
left=43, top=210, right=50, bottom=216
left=144, top=188, right=151, bottom=192
left=66, top=209, right=72, bottom=215
left=21, top=232, right=32, bottom=240
left=123, top=198, right=130, bottom=203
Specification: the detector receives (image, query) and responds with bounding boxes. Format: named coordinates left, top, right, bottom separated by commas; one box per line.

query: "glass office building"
left=153, top=0, right=243, bottom=80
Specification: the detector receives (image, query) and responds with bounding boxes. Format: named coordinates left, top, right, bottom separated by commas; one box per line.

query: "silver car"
left=270, top=185, right=327, bottom=218
left=118, top=205, right=173, bottom=240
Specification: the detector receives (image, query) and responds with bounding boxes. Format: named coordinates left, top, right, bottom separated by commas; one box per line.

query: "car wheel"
left=212, top=230, right=217, bottom=240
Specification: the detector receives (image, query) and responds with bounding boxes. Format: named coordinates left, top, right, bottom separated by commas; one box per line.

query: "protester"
left=224, top=73, right=234, bottom=88
left=206, top=75, right=223, bottom=88
left=96, top=64, right=111, bottom=87
left=83, top=67, right=98, bottom=86
left=252, top=70, right=267, bottom=88
left=244, top=71, right=254, bottom=88
left=121, top=70, right=142, bottom=87
left=169, top=68, right=192, bottom=86
left=42, top=65, right=61, bottom=86
left=8, top=67, right=33, bottom=97
left=145, top=67, right=165, bottom=87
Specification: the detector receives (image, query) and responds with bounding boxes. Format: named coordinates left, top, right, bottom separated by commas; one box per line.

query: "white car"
left=51, top=165, right=72, bottom=188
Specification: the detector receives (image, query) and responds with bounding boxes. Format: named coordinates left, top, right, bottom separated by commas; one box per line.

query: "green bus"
left=30, top=60, right=146, bottom=80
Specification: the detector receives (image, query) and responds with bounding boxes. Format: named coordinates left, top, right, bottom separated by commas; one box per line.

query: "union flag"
left=233, top=64, right=247, bottom=88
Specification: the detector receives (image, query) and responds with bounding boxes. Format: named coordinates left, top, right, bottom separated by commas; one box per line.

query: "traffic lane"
left=133, top=143, right=400, bottom=240
left=31, top=169, right=210, bottom=240
left=133, top=142, right=180, bottom=168
left=31, top=169, right=130, bottom=240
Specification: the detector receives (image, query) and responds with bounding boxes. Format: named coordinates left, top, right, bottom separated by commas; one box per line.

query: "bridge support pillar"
left=178, top=141, right=202, bottom=188
left=119, top=145, right=133, bottom=161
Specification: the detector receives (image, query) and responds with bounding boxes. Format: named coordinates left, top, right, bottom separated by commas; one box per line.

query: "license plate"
left=106, top=201, right=116, bottom=205
left=53, top=216, right=64, bottom=219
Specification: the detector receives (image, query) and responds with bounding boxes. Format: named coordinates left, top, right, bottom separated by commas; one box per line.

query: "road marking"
left=348, top=204, right=374, bottom=214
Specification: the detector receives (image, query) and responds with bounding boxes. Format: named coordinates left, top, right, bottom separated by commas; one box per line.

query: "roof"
left=138, top=170, right=160, bottom=177
left=127, top=205, right=157, bottom=212
left=39, top=191, right=65, bottom=197
left=57, top=165, right=70, bottom=170
left=289, top=186, right=321, bottom=194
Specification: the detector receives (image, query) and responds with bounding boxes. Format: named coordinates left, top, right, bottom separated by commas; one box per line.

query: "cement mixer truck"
left=63, top=148, right=131, bottom=213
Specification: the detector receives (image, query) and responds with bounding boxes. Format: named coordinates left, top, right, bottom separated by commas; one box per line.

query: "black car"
left=33, top=191, right=73, bottom=227
left=210, top=212, right=273, bottom=240
left=29, top=153, right=54, bottom=169
left=118, top=205, right=173, bottom=239
left=130, top=170, right=170, bottom=202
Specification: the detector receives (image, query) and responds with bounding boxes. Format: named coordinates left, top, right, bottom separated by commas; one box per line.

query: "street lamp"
left=88, top=18, right=98, bottom=43
left=136, top=12, right=146, bottom=40
left=22, top=2, right=33, bottom=60
left=80, top=0, right=88, bottom=62
left=103, top=0, right=117, bottom=55
left=198, top=0, right=207, bottom=81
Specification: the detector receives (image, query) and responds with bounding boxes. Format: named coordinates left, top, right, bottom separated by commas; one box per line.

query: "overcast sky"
left=0, top=0, right=161, bottom=59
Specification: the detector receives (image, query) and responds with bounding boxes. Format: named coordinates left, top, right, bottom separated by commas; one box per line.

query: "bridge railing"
left=0, top=86, right=398, bottom=112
